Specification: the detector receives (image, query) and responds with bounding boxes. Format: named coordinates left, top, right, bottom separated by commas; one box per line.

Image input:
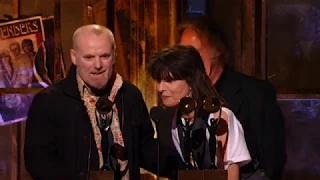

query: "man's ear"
left=70, top=49, right=76, bottom=65
left=113, top=50, right=117, bottom=64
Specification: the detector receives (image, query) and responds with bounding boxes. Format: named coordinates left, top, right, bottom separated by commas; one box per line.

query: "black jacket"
left=24, top=66, right=156, bottom=180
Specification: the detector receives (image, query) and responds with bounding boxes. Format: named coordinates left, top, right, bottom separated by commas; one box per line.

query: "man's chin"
left=86, top=83, right=107, bottom=91
left=91, top=85, right=106, bottom=90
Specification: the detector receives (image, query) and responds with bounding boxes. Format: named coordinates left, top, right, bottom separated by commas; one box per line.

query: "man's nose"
left=94, top=58, right=102, bottom=69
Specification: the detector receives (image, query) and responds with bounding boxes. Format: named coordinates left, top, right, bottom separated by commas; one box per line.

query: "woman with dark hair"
left=148, top=45, right=251, bottom=180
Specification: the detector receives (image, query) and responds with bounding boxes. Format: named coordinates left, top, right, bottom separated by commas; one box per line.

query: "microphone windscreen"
left=96, top=95, right=113, bottom=114
left=203, top=97, right=221, bottom=113
left=179, top=96, right=196, bottom=115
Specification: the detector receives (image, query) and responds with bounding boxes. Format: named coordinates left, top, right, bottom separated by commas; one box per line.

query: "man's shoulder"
left=119, top=80, right=147, bottom=108
left=240, top=73, right=278, bottom=100
left=224, top=67, right=278, bottom=99
left=229, top=69, right=260, bottom=85
left=121, top=80, right=143, bottom=96
left=226, top=67, right=272, bottom=90
left=41, top=79, right=64, bottom=93
left=33, top=79, right=65, bottom=102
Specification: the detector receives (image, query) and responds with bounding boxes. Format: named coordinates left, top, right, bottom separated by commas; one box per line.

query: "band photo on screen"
left=0, top=16, right=65, bottom=125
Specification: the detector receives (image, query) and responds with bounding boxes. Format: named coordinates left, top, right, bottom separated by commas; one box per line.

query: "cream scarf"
left=77, top=73, right=129, bottom=180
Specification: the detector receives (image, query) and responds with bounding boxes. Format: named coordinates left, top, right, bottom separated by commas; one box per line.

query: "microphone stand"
left=99, top=120, right=111, bottom=171
left=154, top=118, right=160, bottom=180
left=203, top=97, right=222, bottom=170
left=150, top=106, right=163, bottom=180
left=178, top=96, right=197, bottom=170
left=207, top=108, right=222, bottom=170
left=182, top=117, right=193, bottom=170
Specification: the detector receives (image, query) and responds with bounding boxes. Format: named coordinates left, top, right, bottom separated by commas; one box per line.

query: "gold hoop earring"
left=188, top=87, right=192, bottom=97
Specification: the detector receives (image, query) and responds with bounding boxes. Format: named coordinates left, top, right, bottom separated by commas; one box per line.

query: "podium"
left=178, top=169, right=227, bottom=180
left=89, top=170, right=114, bottom=180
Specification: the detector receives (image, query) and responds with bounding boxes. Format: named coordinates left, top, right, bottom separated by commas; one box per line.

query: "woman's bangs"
left=151, top=66, right=180, bottom=82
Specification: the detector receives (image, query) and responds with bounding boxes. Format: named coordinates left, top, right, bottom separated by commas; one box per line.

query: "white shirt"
left=172, top=107, right=251, bottom=169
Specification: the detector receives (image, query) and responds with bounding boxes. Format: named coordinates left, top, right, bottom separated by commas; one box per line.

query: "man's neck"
left=28, top=52, right=35, bottom=57
left=208, top=63, right=225, bottom=85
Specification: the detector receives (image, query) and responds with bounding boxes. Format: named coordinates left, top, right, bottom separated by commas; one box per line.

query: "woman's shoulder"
left=221, top=107, right=234, bottom=117
left=209, top=107, right=234, bottom=124
left=220, top=107, right=239, bottom=124
left=214, top=107, right=242, bottom=135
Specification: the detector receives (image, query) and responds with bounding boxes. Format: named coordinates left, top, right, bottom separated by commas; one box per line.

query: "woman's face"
left=157, top=79, right=190, bottom=107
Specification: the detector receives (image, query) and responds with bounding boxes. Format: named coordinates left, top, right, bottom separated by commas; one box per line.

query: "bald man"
left=24, top=24, right=157, bottom=180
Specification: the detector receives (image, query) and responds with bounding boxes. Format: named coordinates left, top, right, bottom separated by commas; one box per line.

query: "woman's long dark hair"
left=148, top=44, right=226, bottom=109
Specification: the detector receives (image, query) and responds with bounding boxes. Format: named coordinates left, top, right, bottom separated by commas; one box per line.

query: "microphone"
left=203, top=96, right=221, bottom=113
left=203, top=96, right=222, bottom=170
left=150, top=106, right=163, bottom=180
left=95, top=95, right=114, bottom=171
left=179, top=96, right=197, bottom=120
left=96, top=94, right=113, bottom=114
left=96, top=95, right=113, bottom=131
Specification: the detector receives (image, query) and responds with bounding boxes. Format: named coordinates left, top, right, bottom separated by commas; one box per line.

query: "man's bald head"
left=70, top=24, right=117, bottom=90
left=72, top=24, right=116, bottom=51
